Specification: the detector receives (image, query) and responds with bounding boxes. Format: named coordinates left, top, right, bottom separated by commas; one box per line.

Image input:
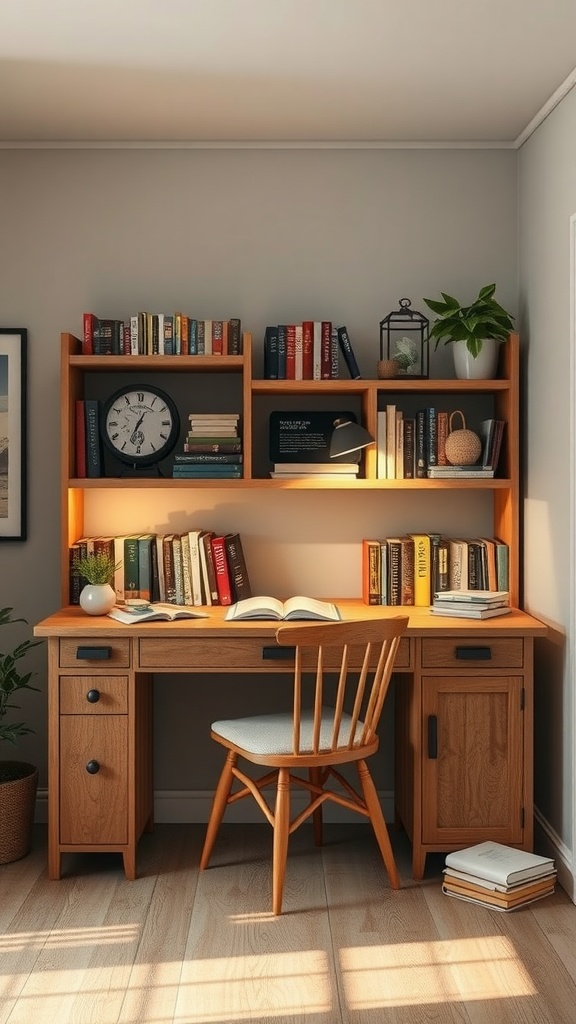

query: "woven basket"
left=445, top=410, right=482, bottom=466
left=0, top=762, right=38, bottom=864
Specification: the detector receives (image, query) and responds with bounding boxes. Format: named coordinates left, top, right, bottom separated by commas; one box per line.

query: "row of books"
left=377, top=408, right=505, bottom=480
left=442, top=841, right=556, bottom=912
left=173, top=412, right=243, bottom=479
left=263, top=323, right=361, bottom=380
left=82, top=313, right=243, bottom=357
left=362, top=534, right=509, bottom=606
left=70, top=531, right=252, bottom=607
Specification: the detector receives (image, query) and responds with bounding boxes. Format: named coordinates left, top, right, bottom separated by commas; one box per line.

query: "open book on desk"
left=225, top=596, right=341, bottom=622
left=108, top=604, right=209, bottom=624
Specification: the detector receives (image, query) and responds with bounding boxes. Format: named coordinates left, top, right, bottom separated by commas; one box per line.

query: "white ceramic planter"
left=452, top=338, right=499, bottom=380
left=79, top=583, right=116, bottom=615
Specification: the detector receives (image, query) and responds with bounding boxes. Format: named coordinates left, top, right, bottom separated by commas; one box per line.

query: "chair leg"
left=309, top=767, right=323, bottom=846
left=272, top=767, right=290, bottom=915
left=200, top=749, right=237, bottom=870
left=356, top=759, right=401, bottom=890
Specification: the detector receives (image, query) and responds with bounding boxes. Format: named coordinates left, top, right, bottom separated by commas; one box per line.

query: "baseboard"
left=34, top=787, right=395, bottom=825
left=534, top=807, right=576, bottom=903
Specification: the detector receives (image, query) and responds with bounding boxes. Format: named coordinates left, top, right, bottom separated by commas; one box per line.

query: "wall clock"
left=101, top=384, right=180, bottom=472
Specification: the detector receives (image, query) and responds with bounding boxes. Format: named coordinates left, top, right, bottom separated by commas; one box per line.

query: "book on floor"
left=442, top=883, right=555, bottom=912
left=225, top=596, right=341, bottom=622
left=444, top=841, right=555, bottom=887
left=108, top=603, right=209, bottom=624
left=442, top=867, right=556, bottom=896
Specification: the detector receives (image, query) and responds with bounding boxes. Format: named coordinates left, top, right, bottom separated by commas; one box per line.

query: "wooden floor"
left=1, top=824, right=576, bottom=1024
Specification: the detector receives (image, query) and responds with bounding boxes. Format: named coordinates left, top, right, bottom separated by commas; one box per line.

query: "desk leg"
left=412, top=848, right=426, bottom=881
left=123, top=848, right=137, bottom=881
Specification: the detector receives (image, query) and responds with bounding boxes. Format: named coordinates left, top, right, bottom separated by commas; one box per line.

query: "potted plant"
left=0, top=606, right=40, bottom=863
left=73, top=551, right=119, bottom=615
left=423, top=283, right=515, bottom=379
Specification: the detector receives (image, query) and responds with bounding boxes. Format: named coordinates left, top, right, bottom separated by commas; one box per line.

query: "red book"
left=211, top=535, right=233, bottom=605
left=75, top=399, right=87, bottom=478
left=321, top=321, right=332, bottom=379
left=302, top=321, right=314, bottom=379
left=82, top=313, right=95, bottom=355
left=212, top=320, right=223, bottom=355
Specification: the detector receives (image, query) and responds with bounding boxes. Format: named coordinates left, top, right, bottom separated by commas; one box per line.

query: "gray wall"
left=519, top=85, right=576, bottom=873
left=0, top=147, right=518, bottom=803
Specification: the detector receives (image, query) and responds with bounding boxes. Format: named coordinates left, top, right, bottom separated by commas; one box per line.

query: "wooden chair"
left=199, top=616, right=409, bottom=915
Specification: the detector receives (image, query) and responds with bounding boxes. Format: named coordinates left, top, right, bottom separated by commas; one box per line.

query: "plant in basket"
left=0, top=606, right=41, bottom=863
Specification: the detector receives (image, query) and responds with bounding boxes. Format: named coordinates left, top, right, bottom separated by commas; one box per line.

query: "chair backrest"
left=274, top=617, right=408, bottom=756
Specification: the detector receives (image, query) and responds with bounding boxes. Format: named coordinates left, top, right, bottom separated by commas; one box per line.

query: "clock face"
left=101, top=385, right=180, bottom=467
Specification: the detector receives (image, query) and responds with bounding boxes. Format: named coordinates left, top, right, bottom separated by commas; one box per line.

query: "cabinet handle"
left=86, top=689, right=101, bottom=704
left=262, top=646, right=296, bottom=660
left=427, top=715, right=438, bottom=759
left=85, top=760, right=100, bottom=774
left=455, top=646, right=492, bottom=661
left=76, top=646, right=112, bottom=661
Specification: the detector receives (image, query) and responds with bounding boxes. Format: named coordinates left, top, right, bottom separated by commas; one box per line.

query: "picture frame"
left=0, top=329, right=27, bottom=541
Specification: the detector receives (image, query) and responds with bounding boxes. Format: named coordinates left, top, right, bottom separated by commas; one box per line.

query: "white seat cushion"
left=211, top=708, right=363, bottom=756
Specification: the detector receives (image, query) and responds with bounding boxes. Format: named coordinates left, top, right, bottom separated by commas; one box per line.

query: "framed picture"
left=0, top=329, right=27, bottom=541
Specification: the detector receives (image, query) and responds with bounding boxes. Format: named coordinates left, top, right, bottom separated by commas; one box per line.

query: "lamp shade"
left=329, top=418, right=375, bottom=458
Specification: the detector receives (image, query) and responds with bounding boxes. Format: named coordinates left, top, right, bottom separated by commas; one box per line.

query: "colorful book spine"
left=211, top=535, right=233, bottom=605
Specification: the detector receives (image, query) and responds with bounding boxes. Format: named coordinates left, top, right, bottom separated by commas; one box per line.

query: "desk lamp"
left=329, top=417, right=375, bottom=458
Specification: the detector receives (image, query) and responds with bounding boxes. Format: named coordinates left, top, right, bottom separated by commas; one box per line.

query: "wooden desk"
left=34, top=601, right=547, bottom=881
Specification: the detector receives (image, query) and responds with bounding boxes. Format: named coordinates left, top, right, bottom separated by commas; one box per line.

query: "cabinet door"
left=60, top=715, right=128, bottom=844
left=421, top=675, right=525, bottom=846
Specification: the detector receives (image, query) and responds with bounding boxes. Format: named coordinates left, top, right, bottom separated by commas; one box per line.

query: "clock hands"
left=130, top=410, right=149, bottom=445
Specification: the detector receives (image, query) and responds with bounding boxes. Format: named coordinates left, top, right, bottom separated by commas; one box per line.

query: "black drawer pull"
left=262, top=645, right=296, bottom=660
left=455, top=646, right=492, bottom=661
left=86, top=689, right=101, bottom=704
left=86, top=760, right=100, bottom=775
left=428, top=715, right=438, bottom=759
left=76, top=646, right=112, bottom=661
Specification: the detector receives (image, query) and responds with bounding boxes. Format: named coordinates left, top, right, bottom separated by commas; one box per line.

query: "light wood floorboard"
left=0, top=824, right=575, bottom=1024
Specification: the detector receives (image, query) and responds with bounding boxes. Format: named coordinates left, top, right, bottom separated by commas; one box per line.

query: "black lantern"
left=379, top=298, right=429, bottom=379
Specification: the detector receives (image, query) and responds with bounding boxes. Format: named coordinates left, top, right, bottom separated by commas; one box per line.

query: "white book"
left=443, top=866, right=557, bottom=893
left=377, top=409, right=387, bottom=479
left=108, top=603, right=208, bottom=624
left=187, top=530, right=203, bottom=606
left=442, top=885, right=554, bottom=913
left=386, top=404, right=396, bottom=479
left=225, top=596, right=341, bottom=622
left=312, top=321, right=322, bottom=379
left=272, top=462, right=359, bottom=474
left=204, top=320, right=212, bottom=355
left=431, top=605, right=511, bottom=619
left=294, top=324, right=303, bottom=380
left=434, top=589, right=509, bottom=603
left=270, top=472, right=358, bottom=479
left=444, top=842, right=554, bottom=886
left=433, top=599, right=509, bottom=613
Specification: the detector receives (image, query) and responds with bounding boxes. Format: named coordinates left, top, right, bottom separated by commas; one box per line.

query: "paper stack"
left=431, top=589, right=511, bottom=620
left=442, top=841, right=556, bottom=912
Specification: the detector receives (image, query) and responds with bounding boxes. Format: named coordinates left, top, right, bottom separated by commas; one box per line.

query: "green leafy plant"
left=73, top=552, right=120, bottom=586
left=0, top=607, right=40, bottom=755
left=423, top=284, right=515, bottom=358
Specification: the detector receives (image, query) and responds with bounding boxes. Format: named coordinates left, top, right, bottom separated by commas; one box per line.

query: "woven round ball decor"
left=444, top=410, right=482, bottom=466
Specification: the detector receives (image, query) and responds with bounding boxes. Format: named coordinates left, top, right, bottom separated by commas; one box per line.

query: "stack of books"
left=442, top=841, right=556, bottom=912
left=431, top=589, right=511, bottom=619
left=173, top=412, right=242, bottom=479
left=270, top=462, right=360, bottom=480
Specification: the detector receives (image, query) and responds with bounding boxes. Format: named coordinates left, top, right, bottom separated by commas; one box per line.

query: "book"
left=427, top=466, right=495, bottom=478
left=430, top=604, right=512, bottom=619
left=137, top=534, right=155, bottom=603
left=225, top=596, right=341, bottom=621
left=272, top=462, right=359, bottom=474
left=376, top=410, right=387, bottom=479
left=263, top=325, right=279, bottom=379
left=441, top=882, right=555, bottom=912
left=362, top=539, right=382, bottom=605
left=434, top=589, right=509, bottom=603
left=200, top=530, right=219, bottom=604
left=108, top=603, right=209, bottom=624
left=444, top=842, right=554, bottom=886
left=442, top=867, right=556, bottom=895
left=432, top=598, right=509, bottom=613
left=123, top=535, right=141, bottom=599
left=336, top=326, right=362, bottom=379
left=84, top=399, right=102, bottom=478
left=211, top=535, right=233, bottom=605
left=224, top=532, right=252, bottom=601
left=75, top=399, right=87, bottom=478
left=410, top=534, right=432, bottom=606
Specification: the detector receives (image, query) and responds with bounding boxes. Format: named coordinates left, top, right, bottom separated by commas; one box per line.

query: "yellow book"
left=410, top=533, right=432, bottom=606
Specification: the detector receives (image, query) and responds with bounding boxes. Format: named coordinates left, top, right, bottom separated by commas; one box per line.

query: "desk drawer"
left=421, top=637, right=524, bottom=669
left=138, top=636, right=412, bottom=671
left=60, top=676, right=128, bottom=714
left=60, top=638, right=131, bottom=669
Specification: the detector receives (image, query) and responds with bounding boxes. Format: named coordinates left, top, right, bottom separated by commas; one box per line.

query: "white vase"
left=452, top=338, right=499, bottom=380
left=79, top=583, right=116, bottom=615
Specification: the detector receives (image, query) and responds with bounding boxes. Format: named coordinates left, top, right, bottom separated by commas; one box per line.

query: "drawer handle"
left=262, top=645, right=296, bottom=661
left=76, top=646, right=112, bottom=661
left=427, top=715, right=438, bottom=759
left=86, top=689, right=101, bottom=704
left=455, top=646, right=492, bottom=661
left=86, top=760, right=100, bottom=775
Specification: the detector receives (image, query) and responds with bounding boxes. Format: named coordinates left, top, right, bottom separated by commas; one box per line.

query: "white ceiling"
left=2, top=0, right=576, bottom=146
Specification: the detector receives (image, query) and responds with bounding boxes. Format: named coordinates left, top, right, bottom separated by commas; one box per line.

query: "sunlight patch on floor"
left=0, top=924, right=139, bottom=952
left=174, top=950, right=332, bottom=1021
left=340, top=936, right=538, bottom=1008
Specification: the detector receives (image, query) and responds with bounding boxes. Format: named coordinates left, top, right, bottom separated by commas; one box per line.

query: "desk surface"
left=34, top=600, right=547, bottom=639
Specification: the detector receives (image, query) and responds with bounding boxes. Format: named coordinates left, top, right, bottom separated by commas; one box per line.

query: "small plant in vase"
left=0, top=606, right=41, bottom=862
left=423, top=283, right=515, bottom=379
left=73, top=552, right=120, bottom=615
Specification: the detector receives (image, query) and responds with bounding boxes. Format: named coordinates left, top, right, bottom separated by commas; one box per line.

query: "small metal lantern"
left=379, top=298, right=429, bottom=379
